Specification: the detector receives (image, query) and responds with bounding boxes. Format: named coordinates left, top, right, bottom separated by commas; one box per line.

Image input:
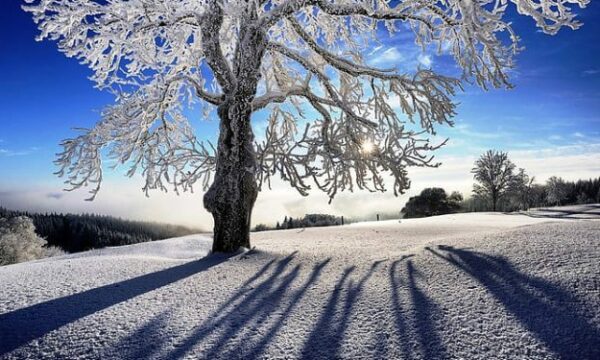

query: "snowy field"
left=1, top=206, right=599, bottom=359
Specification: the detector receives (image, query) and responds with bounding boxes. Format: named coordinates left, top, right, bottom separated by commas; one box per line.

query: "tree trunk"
left=203, top=98, right=258, bottom=253
left=202, top=14, right=266, bottom=253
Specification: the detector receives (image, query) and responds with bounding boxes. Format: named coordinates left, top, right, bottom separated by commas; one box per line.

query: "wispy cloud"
left=581, top=69, right=600, bottom=76
left=367, top=45, right=384, bottom=57
left=370, top=47, right=403, bottom=65
left=418, top=54, right=432, bottom=67
left=451, top=123, right=514, bottom=140
left=0, top=147, right=39, bottom=157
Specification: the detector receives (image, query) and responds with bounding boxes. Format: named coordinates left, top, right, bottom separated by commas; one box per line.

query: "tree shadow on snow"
left=513, top=204, right=600, bottom=220
left=103, top=310, right=172, bottom=360
left=384, top=256, right=448, bottom=360
left=0, top=253, right=233, bottom=355
left=300, top=261, right=383, bottom=359
left=95, top=253, right=287, bottom=360
left=164, top=251, right=331, bottom=359
left=426, top=245, right=600, bottom=359
left=159, top=253, right=449, bottom=360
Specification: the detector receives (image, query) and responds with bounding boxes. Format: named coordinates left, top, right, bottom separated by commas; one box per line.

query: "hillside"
left=1, top=208, right=599, bottom=359
left=0, top=207, right=200, bottom=252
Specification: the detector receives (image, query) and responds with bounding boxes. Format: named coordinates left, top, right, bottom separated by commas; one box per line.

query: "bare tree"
left=25, top=0, right=588, bottom=252
left=472, top=150, right=516, bottom=211
left=509, top=168, right=535, bottom=211
left=546, top=176, right=568, bottom=206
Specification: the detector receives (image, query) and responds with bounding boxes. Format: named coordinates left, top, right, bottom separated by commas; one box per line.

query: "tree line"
left=402, top=150, right=600, bottom=218
left=254, top=214, right=342, bottom=232
left=469, top=150, right=599, bottom=212
left=0, top=207, right=199, bottom=253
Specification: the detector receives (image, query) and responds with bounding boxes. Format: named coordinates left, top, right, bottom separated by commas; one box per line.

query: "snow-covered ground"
left=1, top=207, right=599, bottom=359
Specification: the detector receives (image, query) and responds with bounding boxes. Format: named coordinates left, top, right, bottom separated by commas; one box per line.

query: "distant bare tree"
left=546, top=176, right=569, bottom=206
left=472, top=150, right=516, bottom=211
left=25, top=0, right=589, bottom=252
left=509, top=168, right=535, bottom=210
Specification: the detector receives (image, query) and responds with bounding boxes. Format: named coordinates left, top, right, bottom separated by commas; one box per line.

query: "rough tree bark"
left=203, top=14, right=266, bottom=253
left=203, top=99, right=258, bottom=252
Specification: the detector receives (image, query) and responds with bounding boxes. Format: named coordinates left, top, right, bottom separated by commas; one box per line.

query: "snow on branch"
left=55, top=80, right=216, bottom=200
left=25, top=0, right=588, bottom=201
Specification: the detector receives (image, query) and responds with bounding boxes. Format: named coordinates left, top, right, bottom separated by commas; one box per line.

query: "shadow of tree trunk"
left=0, top=253, right=233, bottom=355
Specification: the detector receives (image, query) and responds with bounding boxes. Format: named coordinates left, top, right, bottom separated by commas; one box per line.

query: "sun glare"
left=361, top=140, right=376, bottom=155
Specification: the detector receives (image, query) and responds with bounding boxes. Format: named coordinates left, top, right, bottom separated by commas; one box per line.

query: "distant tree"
left=282, top=216, right=289, bottom=230
left=459, top=196, right=489, bottom=213
left=402, top=188, right=462, bottom=218
left=472, top=150, right=516, bottom=211
left=576, top=192, right=592, bottom=205
left=0, top=216, right=64, bottom=266
left=26, top=0, right=589, bottom=252
left=448, top=191, right=464, bottom=207
left=546, top=176, right=569, bottom=206
left=253, top=224, right=269, bottom=232
left=508, top=168, right=535, bottom=211
left=529, top=184, right=548, bottom=208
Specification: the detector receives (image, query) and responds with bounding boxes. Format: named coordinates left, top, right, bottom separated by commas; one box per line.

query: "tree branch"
left=267, top=42, right=378, bottom=128
left=200, top=2, right=235, bottom=94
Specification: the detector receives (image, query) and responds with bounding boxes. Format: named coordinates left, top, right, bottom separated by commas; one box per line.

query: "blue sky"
left=0, top=1, right=599, bottom=226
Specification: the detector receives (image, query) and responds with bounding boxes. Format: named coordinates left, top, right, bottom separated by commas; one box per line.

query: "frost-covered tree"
left=508, top=168, right=535, bottom=210
left=24, top=0, right=588, bottom=252
left=0, top=217, right=47, bottom=266
left=472, top=150, right=516, bottom=211
left=546, top=176, right=568, bottom=206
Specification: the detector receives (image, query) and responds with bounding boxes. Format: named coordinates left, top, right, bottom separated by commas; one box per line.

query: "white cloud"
left=582, top=69, right=599, bottom=76
left=573, top=132, right=586, bottom=138
left=0, top=147, right=38, bottom=157
left=367, top=45, right=384, bottom=56
left=418, top=54, right=432, bottom=67
left=370, top=47, right=403, bottom=65
left=451, top=123, right=514, bottom=140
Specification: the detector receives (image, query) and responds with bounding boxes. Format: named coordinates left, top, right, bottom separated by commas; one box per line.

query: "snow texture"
left=1, top=208, right=599, bottom=359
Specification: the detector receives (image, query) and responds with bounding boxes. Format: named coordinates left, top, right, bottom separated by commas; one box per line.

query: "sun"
left=361, top=140, right=376, bottom=155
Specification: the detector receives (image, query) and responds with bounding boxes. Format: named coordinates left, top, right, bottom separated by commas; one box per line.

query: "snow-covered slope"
left=59, top=234, right=214, bottom=261
left=1, top=210, right=599, bottom=359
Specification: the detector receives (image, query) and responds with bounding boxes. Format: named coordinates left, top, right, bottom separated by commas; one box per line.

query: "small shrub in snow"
left=43, top=245, right=66, bottom=258
left=0, top=216, right=60, bottom=266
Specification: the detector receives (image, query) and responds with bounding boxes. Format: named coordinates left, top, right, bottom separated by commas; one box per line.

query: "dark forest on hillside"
left=0, top=208, right=199, bottom=253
